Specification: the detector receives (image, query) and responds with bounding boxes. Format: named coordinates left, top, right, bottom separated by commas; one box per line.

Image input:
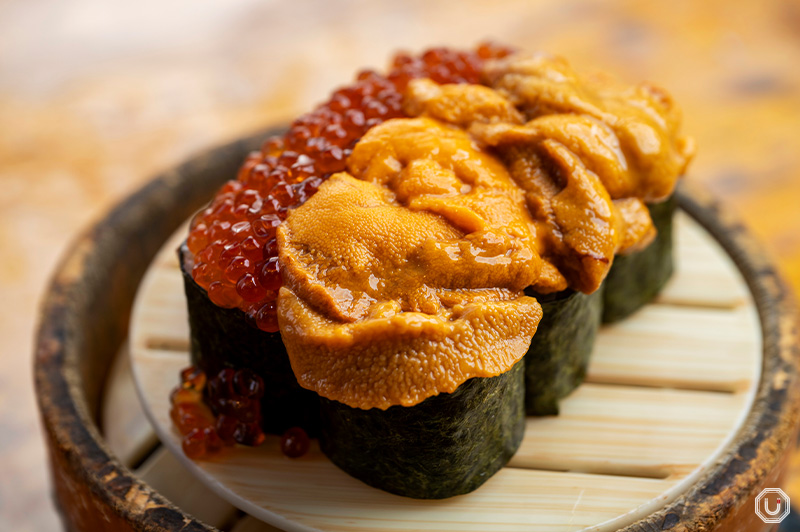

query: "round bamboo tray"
left=34, top=129, right=800, bottom=532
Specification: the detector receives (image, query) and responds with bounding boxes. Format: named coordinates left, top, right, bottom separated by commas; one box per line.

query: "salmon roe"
left=187, top=43, right=514, bottom=332
left=169, top=366, right=222, bottom=459
left=170, top=365, right=270, bottom=455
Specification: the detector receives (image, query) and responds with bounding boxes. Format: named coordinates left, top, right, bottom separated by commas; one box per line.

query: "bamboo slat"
left=587, top=305, right=759, bottom=392
left=656, top=214, right=749, bottom=309
left=101, top=345, right=159, bottom=467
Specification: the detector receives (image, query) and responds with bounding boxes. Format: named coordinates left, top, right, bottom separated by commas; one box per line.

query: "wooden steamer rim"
left=34, top=130, right=800, bottom=532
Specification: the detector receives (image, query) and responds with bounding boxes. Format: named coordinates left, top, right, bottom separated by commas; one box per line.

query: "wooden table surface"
left=2, top=1, right=799, bottom=530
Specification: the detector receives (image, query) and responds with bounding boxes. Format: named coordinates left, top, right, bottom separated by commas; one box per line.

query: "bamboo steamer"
left=34, top=129, right=800, bottom=532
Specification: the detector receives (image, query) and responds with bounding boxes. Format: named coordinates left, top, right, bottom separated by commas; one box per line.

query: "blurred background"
left=2, top=0, right=800, bottom=530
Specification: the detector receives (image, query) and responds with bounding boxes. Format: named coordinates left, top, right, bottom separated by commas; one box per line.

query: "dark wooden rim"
left=34, top=130, right=800, bottom=531
left=34, top=130, right=276, bottom=532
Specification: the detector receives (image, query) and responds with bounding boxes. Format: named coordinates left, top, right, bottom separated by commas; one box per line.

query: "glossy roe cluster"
left=170, top=366, right=310, bottom=457
left=185, top=43, right=514, bottom=332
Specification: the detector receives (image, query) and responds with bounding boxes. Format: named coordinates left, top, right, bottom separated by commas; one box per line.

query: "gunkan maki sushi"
left=457, top=52, right=694, bottom=414
left=602, top=195, right=678, bottom=323
left=522, top=288, right=604, bottom=415
left=170, top=42, right=694, bottom=498
left=274, top=123, right=544, bottom=498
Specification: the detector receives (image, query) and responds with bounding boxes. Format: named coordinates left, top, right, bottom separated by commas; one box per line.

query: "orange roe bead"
left=252, top=214, right=281, bottom=240
left=170, top=387, right=201, bottom=405
left=207, top=281, right=241, bottom=308
left=187, top=225, right=209, bottom=255
left=192, top=262, right=219, bottom=288
left=182, top=428, right=208, bottom=459
left=218, top=243, right=241, bottom=269
left=209, top=220, right=232, bottom=242
left=197, top=241, right=225, bottom=266
left=180, top=366, right=207, bottom=390
left=230, top=221, right=252, bottom=240
left=255, top=301, right=279, bottom=333
left=237, top=151, right=261, bottom=181
left=280, top=427, right=310, bottom=458
left=216, top=414, right=238, bottom=445
left=239, top=236, right=263, bottom=263
left=257, top=257, right=281, bottom=292
left=170, top=402, right=214, bottom=434
left=234, top=369, right=265, bottom=399
left=236, top=273, right=267, bottom=302
left=233, top=421, right=266, bottom=447
left=223, top=256, right=251, bottom=284
left=203, top=427, right=224, bottom=454
left=262, top=238, right=278, bottom=259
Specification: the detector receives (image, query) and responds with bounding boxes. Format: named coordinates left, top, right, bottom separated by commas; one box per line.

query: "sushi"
left=523, top=287, right=604, bottom=415
left=274, top=122, right=544, bottom=498
left=171, top=43, right=694, bottom=498
left=442, top=53, right=693, bottom=413
left=602, top=195, right=678, bottom=323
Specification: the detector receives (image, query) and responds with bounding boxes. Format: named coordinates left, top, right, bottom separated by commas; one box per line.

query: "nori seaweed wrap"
left=602, top=194, right=677, bottom=323
left=179, top=244, right=320, bottom=435
left=522, top=287, right=603, bottom=416
left=319, top=361, right=525, bottom=499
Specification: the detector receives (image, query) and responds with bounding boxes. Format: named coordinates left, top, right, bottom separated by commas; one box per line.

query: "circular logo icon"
left=755, top=488, right=790, bottom=524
